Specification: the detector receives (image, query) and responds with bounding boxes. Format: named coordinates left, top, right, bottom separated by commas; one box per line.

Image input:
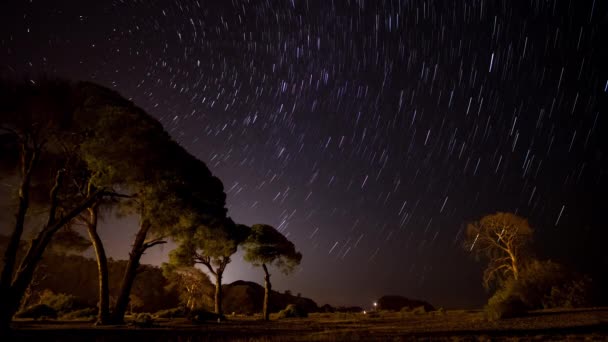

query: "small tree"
left=464, top=212, right=532, bottom=289
left=162, top=263, right=214, bottom=311
left=243, top=224, right=302, bottom=321
left=170, top=220, right=246, bottom=317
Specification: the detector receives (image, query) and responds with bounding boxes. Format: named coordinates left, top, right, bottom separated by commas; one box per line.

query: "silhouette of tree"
left=0, top=80, right=114, bottom=332
left=243, top=224, right=302, bottom=320
left=0, top=79, right=229, bottom=328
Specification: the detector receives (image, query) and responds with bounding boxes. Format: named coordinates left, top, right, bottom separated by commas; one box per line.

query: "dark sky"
left=1, top=0, right=606, bottom=309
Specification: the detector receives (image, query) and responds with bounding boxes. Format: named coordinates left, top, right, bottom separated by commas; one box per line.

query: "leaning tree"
left=0, top=80, right=117, bottom=332
left=243, top=224, right=302, bottom=320
left=464, top=212, right=533, bottom=289
left=0, top=79, right=231, bottom=328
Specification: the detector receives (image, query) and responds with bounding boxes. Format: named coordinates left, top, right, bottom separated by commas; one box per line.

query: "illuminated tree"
left=162, top=263, right=214, bottom=311
left=0, top=79, right=230, bottom=328
left=464, top=212, right=533, bottom=288
left=169, top=219, right=246, bottom=317
left=0, top=80, right=112, bottom=332
left=243, top=224, right=302, bottom=320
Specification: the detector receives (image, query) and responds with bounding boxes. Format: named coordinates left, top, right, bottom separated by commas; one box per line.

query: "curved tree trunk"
left=0, top=150, right=35, bottom=336
left=214, top=272, right=223, bottom=318
left=86, top=206, right=110, bottom=325
left=262, top=264, right=271, bottom=321
left=0, top=149, right=35, bottom=294
left=0, top=170, right=99, bottom=334
left=111, top=219, right=150, bottom=324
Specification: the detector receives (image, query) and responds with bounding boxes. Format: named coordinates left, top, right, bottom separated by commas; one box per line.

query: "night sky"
left=1, top=0, right=606, bottom=309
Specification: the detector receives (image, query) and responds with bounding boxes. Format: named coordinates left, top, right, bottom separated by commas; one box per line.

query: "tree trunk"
left=511, top=255, right=519, bottom=280
left=262, top=264, right=271, bottom=321
left=0, top=149, right=35, bottom=292
left=86, top=206, right=110, bottom=325
left=0, top=170, right=98, bottom=333
left=214, top=272, right=223, bottom=318
left=111, top=219, right=150, bottom=324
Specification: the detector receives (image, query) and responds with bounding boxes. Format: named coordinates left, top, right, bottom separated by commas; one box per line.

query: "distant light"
left=363, top=310, right=367, bottom=314
left=373, top=302, right=377, bottom=307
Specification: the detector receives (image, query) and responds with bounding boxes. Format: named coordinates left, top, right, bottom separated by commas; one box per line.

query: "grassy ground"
left=7, top=307, right=608, bottom=341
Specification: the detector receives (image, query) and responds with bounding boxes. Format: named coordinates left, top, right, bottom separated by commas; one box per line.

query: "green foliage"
left=20, top=253, right=179, bottom=313
left=38, top=289, right=78, bottom=313
left=131, top=312, right=155, bottom=327
left=187, top=308, right=223, bottom=323
left=278, top=304, right=308, bottom=319
left=243, top=224, right=302, bottom=274
left=48, top=228, right=92, bottom=255
left=15, top=304, right=58, bottom=319
left=485, top=289, right=527, bottom=320
left=161, top=263, right=214, bottom=311
left=60, top=307, right=97, bottom=320
left=153, top=307, right=186, bottom=319
left=483, top=259, right=593, bottom=320
left=499, top=260, right=592, bottom=310
left=1, top=78, right=231, bottom=327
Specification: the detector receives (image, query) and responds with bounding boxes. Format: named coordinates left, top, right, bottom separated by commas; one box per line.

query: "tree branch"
left=143, top=239, right=167, bottom=251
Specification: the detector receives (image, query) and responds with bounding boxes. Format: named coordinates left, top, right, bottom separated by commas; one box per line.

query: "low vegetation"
left=10, top=308, right=608, bottom=341
left=277, top=304, right=308, bottom=319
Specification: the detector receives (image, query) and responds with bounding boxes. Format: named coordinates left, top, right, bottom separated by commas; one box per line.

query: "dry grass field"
left=8, top=307, right=608, bottom=341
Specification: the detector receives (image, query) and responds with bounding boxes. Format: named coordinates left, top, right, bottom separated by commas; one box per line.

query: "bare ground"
left=6, top=307, right=608, bottom=341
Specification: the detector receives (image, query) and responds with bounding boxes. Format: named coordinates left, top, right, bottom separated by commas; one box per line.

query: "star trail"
left=1, top=0, right=605, bottom=308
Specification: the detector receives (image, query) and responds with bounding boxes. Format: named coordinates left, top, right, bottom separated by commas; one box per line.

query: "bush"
left=489, top=260, right=593, bottom=312
left=187, top=308, right=223, bottom=323
left=15, top=304, right=58, bottom=319
left=486, top=290, right=527, bottom=320
left=61, top=307, right=97, bottom=320
left=411, top=306, right=427, bottom=315
left=38, top=290, right=78, bottom=313
left=132, top=313, right=155, bottom=328
left=544, top=276, right=593, bottom=309
left=154, top=307, right=186, bottom=319
left=433, top=307, right=446, bottom=315
left=277, top=304, right=308, bottom=319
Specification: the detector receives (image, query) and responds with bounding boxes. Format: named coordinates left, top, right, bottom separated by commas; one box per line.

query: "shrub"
left=154, top=307, right=186, bottom=319
left=15, top=304, right=58, bottom=319
left=489, top=260, right=593, bottom=312
left=412, top=306, right=427, bottom=315
left=544, top=276, right=593, bottom=309
left=38, top=290, right=78, bottom=313
left=433, top=307, right=446, bottom=315
left=61, top=307, right=97, bottom=320
left=132, top=313, right=155, bottom=328
left=277, top=304, right=308, bottom=319
left=485, top=289, right=527, bottom=320
left=187, top=308, right=223, bottom=323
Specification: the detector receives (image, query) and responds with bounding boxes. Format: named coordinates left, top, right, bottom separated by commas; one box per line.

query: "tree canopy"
left=464, top=212, right=532, bottom=288
left=0, top=78, right=231, bottom=328
left=243, top=224, right=302, bottom=320
left=243, top=224, right=302, bottom=274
